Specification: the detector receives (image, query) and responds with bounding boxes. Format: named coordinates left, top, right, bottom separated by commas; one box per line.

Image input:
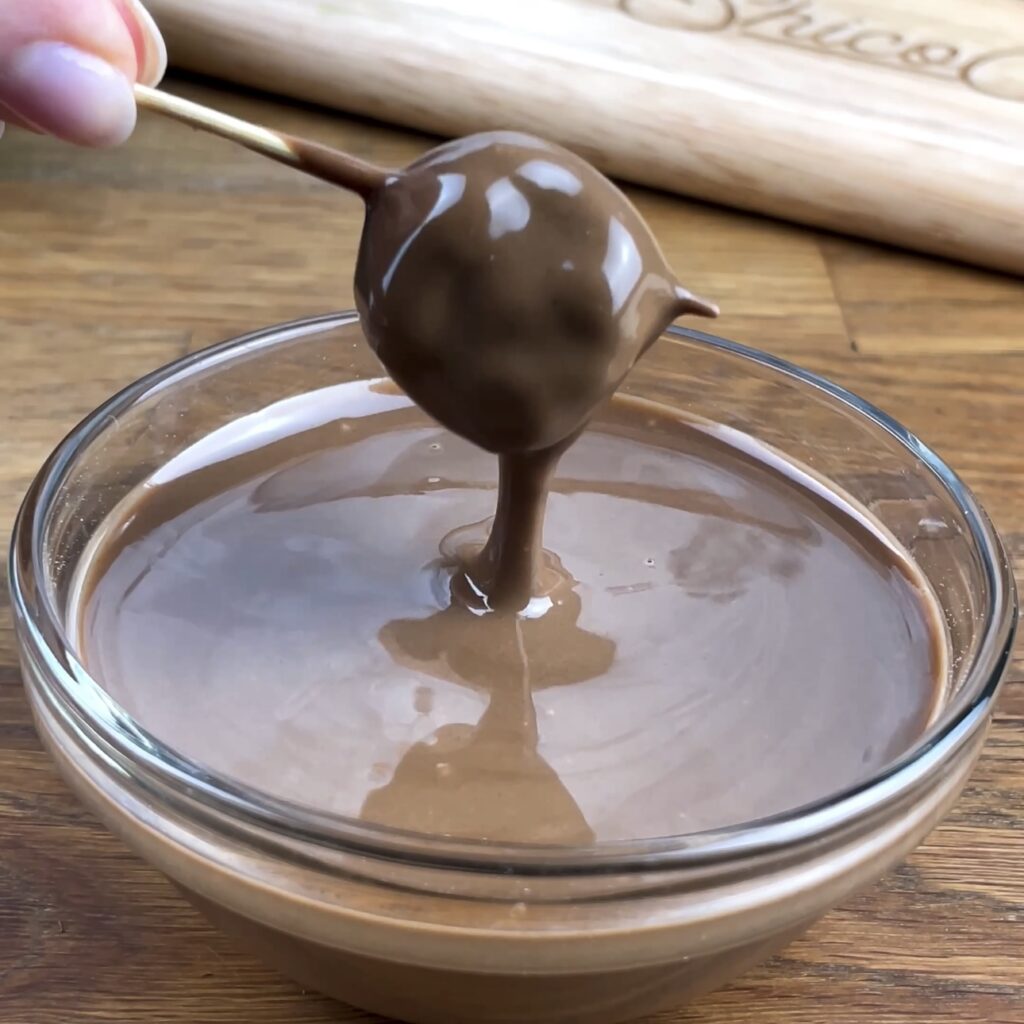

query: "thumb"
left=0, top=0, right=166, bottom=146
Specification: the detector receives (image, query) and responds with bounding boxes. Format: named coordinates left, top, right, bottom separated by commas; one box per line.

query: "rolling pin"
left=147, top=0, right=1024, bottom=273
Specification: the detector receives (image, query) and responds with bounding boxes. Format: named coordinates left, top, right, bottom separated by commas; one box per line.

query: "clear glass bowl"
left=10, top=313, right=1017, bottom=1024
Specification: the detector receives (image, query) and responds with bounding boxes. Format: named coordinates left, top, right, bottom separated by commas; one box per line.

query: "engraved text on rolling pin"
left=620, top=0, right=1024, bottom=102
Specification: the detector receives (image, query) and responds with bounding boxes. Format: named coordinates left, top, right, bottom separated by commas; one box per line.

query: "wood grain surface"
left=146, top=0, right=1024, bottom=273
left=1, top=77, right=1023, bottom=1024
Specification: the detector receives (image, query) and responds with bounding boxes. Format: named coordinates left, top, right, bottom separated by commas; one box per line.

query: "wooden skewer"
left=133, top=84, right=389, bottom=199
left=134, top=83, right=295, bottom=162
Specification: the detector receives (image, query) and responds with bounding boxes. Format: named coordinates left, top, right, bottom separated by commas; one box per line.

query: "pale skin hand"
left=0, top=0, right=165, bottom=146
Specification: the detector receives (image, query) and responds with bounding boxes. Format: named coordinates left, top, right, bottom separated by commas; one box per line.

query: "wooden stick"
left=134, top=84, right=294, bottom=161
left=133, top=84, right=388, bottom=198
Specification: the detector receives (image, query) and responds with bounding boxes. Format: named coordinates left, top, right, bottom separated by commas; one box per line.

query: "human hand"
left=0, top=0, right=165, bottom=146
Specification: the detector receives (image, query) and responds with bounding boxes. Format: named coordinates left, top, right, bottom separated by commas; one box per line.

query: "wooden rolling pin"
left=148, top=0, right=1024, bottom=273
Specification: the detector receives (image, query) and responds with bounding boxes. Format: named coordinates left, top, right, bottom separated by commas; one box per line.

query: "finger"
left=111, top=0, right=167, bottom=87
left=0, top=0, right=166, bottom=147
left=0, top=41, right=136, bottom=146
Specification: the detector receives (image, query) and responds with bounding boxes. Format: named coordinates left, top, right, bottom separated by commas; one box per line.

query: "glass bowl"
left=10, top=313, right=1017, bottom=1024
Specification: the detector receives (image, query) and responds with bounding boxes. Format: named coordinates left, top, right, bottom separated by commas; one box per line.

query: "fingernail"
left=115, top=0, right=168, bottom=86
left=0, top=42, right=136, bottom=146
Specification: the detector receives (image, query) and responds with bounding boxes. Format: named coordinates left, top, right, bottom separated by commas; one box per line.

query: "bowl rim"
left=9, top=312, right=1018, bottom=876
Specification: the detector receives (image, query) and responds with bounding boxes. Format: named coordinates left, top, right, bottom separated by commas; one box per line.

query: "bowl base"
left=185, top=888, right=808, bottom=1024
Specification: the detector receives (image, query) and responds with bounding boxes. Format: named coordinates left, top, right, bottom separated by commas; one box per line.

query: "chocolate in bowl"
left=9, top=313, right=1016, bottom=1024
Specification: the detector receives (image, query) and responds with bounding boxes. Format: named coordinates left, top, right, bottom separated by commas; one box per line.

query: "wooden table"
left=1, top=76, right=1022, bottom=1024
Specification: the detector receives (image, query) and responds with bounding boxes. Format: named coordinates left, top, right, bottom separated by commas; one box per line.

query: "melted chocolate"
left=74, top=385, right=945, bottom=843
